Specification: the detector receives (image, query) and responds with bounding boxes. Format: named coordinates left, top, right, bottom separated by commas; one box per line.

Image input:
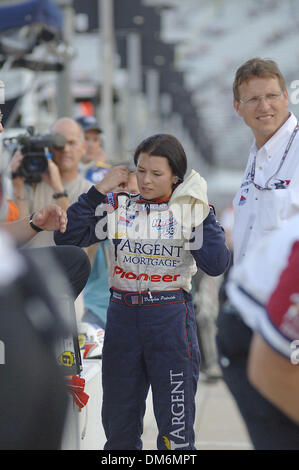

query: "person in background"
left=0, top=110, right=18, bottom=223
left=226, top=212, right=299, bottom=430
left=194, top=205, right=234, bottom=382
left=76, top=116, right=111, bottom=328
left=76, top=115, right=110, bottom=184
left=11, top=117, right=93, bottom=248
left=216, top=57, right=299, bottom=449
left=0, top=109, right=90, bottom=298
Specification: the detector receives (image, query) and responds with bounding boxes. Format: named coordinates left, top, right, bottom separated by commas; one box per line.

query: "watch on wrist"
left=53, top=190, right=68, bottom=199
left=29, top=213, right=43, bottom=232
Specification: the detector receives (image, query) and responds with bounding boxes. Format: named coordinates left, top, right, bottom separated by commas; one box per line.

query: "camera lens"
left=22, top=154, right=48, bottom=178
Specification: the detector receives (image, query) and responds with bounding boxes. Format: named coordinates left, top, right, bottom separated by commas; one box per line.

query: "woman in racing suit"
left=55, top=134, right=230, bottom=450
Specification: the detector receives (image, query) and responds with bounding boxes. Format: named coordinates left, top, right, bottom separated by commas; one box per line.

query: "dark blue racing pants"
left=101, top=288, right=201, bottom=450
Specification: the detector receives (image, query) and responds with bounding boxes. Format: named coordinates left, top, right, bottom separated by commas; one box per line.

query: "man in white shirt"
left=216, top=57, right=299, bottom=449
left=232, top=66, right=299, bottom=264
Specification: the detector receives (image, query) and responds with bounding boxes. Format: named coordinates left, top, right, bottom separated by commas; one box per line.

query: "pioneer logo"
left=113, top=265, right=180, bottom=283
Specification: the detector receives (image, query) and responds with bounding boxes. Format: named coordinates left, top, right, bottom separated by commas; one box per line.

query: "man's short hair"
left=233, top=57, right=286, bottom=102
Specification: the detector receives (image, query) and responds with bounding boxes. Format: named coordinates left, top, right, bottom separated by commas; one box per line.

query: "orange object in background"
left=5, top=200, right=19, bottom=222
left=78, top=101, right=94, bottom=116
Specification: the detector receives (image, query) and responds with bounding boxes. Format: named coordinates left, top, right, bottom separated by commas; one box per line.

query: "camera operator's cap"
left=76, top=116, right=103, bottom=133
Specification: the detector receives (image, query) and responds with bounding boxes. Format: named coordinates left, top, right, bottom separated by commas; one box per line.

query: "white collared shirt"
left=233, top=112, right=299, bottom=264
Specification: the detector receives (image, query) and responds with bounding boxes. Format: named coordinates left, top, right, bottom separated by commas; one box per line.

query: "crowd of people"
left=0, top=56, right=299, bottom=451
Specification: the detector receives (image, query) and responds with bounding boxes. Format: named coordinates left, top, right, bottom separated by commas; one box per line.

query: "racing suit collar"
left=137, top=195, right=171, bottom=204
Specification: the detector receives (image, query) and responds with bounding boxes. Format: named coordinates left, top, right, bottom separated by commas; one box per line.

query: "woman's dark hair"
left=133, top=134, right=187, bottom=181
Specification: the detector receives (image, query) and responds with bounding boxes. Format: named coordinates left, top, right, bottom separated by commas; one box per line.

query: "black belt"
left=110, top=288, right=190, bottom=306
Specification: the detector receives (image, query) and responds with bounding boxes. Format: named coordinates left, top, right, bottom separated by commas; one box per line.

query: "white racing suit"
left=55, top=187, right=230, bottom=450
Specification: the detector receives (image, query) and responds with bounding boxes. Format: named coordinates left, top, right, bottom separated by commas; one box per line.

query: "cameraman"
left=11, top=117, right=92, bottom=248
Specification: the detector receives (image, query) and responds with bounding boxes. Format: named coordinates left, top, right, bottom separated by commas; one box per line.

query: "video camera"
left=3, top=126, right=66, bottom=184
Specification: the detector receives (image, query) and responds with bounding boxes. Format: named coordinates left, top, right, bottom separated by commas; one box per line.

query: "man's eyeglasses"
left=239, top=92, right=283, bottom=107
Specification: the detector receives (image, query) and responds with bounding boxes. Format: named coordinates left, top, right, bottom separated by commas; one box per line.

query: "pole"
left=146, top=68, right=160, bottom=134
left=99, top=0, right=115, bottom=160
left=55, top=0, right=74, bottom=118
left=126, top=32, right=142, bottom=151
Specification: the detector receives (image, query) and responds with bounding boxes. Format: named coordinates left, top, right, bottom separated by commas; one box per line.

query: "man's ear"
left=283, top=88, right=289, bottom=105
left=233, top=98, right=241, bottom=116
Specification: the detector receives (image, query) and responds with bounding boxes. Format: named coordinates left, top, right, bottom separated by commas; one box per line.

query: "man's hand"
left=32, top=205, right=67, bottom=233
left=10, top=150, right=23, bottom=176
left=42, top=159, right=64, bottom=193
left=10, top=151, right=25, bottom=192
